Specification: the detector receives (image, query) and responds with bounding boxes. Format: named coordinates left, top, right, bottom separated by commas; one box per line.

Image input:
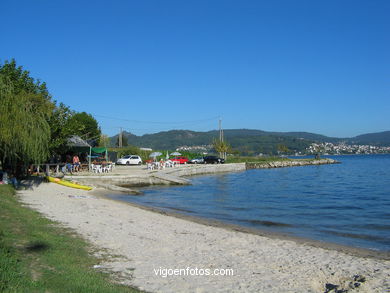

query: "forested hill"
left=348, top=131, right=390, bottom=145
left=109, top=129, right=390, bottom=154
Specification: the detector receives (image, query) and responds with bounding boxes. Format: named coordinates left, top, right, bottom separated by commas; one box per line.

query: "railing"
left=29, top=163, right=90, bottom=176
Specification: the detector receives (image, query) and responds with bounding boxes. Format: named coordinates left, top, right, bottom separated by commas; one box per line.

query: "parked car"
left=203, top=156, right=225, bottom=164
left=170, top=156, right=189, bottom=164
left=189, top=157, right=204, bottom=164
left=117, top=155, right=142, bottom=165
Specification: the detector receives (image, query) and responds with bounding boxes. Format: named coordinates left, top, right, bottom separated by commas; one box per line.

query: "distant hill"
left=347, top=131, right=390, bottom=146
left=109, top=129, right=390, bottom=154
left=271, top=132, right=343, bottom=143
left=111, top=130, right=215, bottom=150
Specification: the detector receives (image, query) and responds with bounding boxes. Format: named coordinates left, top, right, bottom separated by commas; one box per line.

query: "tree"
left=0, top=60, right=103, bottom=175
left=0, top=59, right=51, bottom=101
left=48, top=105, right=102, bottom=154
left=99, top=134, right=110, bottom=147
left=63, top=112, right=101, bottom=146
left=212, top=139, right=230, bottom=159
left=48, top=103, right=74, bottom=156
left=277, top=144, right=290, bottom=155
left=313, top=144, right=322, bottom=159
left=0, top=60, right=54, bottom=176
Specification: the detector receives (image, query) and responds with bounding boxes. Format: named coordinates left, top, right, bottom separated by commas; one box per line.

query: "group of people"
left=0, top=170, right=18, bottom=187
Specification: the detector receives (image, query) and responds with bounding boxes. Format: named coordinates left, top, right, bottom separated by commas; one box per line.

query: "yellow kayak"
left=47, top=176, right=93, bottom=191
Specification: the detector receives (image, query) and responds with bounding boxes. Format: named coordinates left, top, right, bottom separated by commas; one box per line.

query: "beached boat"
left=47, top=176, right=93, bottom=191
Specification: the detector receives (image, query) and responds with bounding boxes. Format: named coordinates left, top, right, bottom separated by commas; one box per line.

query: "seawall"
left=246, top=158, right=339, bottom=169
left=164, top=163, right=246, bottom=177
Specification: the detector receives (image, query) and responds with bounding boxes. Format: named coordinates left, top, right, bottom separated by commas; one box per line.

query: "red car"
left=170, top=156, right=189, bottom=164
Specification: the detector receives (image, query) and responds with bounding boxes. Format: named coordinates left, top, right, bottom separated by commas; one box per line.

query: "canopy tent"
left=67, top=136, right=91, bottom=156
left=67, top=135, right=91, bottom=148
left=149, top=152, right=162, bottom=161
left=91, top=147, right=108, bottom=161
left=91, top=147, right=107, bottom=153
left=65, top=137, right=110, bottom=170
left=149, top=152, right=162, bottom=158
left=67, top=135, right=92, bottom=170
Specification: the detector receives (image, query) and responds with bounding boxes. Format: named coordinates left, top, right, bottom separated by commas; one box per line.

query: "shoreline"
left=66, top=158, right=339, bottom=192
left=17, top=180, right=390, bottom=292
left=68, top=158, right=390, bottom=258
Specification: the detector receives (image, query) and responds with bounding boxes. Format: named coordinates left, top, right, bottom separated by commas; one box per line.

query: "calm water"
left=108, top=155, right=390, bottom=251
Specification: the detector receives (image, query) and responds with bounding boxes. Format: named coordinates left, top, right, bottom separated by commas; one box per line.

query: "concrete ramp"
left=152, top=172, right=191, bottom=185
left=93, top=183, right=143, bottom=195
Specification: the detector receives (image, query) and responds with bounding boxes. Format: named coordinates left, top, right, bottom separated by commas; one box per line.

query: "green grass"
left=0, top=184, right=141, bottom=293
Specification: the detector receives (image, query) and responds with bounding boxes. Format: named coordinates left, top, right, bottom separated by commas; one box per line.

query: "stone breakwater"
left=245, top=158, right=339, bottom=170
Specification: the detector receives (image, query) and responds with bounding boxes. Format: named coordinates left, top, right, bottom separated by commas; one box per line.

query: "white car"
left=189, top=157, right=204, bottom=164
left=117, top=155, right=142, bottom=165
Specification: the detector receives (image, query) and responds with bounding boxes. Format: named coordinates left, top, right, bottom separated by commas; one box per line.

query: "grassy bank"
left=0, top=184, right=140, bottom=293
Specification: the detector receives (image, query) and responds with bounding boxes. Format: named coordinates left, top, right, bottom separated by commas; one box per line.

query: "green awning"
left=91, top=147, right=107, bottom=154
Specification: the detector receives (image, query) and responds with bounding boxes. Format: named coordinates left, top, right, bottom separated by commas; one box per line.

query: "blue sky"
left=1, top=0, right=389, bottom=137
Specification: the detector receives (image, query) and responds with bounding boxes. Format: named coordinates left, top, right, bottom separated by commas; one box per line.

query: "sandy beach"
left=18, top=181, right=389, bottom=293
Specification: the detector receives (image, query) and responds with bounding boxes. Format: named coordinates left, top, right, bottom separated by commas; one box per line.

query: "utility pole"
left=219, top=118, right=225, bottom=159
left=119, top=127, right=123, bottom=148
left=219, top=118, right=223, bottom=142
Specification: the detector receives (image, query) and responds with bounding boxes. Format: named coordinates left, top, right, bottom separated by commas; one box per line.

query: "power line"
left=93, top=114, right=219, bottom=125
